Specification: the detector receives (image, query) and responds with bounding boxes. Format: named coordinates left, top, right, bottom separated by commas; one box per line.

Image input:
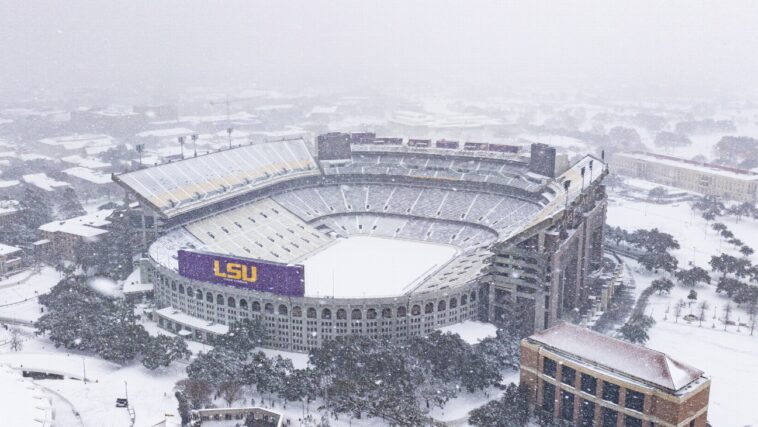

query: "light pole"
left=226, top=127, right=233, bottom=149
left=191, top=134, right=198, bottom=157
left=136, top=144, right=145, bottom=167
left=178, top=136, right=185, bottom=160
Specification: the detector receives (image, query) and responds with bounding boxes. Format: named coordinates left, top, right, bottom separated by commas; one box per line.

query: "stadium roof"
left=527, top=322, right=704, bottom=392
left=114, top=138, right=319, bottom=218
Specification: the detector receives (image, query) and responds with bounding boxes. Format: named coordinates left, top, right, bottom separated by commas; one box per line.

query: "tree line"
left=35, top=275, right=190, bottom=369
left=177, top=319, right=522, bottom=426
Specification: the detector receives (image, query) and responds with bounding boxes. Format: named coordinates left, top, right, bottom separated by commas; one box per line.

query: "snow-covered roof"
left=137, top=127, right=194, bottom=138
left=63, top=167, right=112, bottom=184
left=18, top=153, right=55, bottom=162
left=617, top=152, right=758, bottom=181
left=0, top=243, right=22, bottom=256
left=38, top=133, right=115, bottom=151
left=0, top=179, right=20, bottom=189
left=0, top=200, right=20, bottom=215
left=38, top=209, right=113, bottom=237
left=155, top=306, right=229, bottom=335
left=61, top=155, right=110, bottom=169
left=22, top=173, right=70, bottom=191
left=527, top=322, right=704, bottom=392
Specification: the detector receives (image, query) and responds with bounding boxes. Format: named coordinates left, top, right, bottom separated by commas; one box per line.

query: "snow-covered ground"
left=0, top=266, right=62, bottom=323
left=302, top=236, right=458, bottom=298
left=607, top=185, right=758, bottom=427
left=438, top=320, right=498, bottom=345
left=0, top=348, right=185, bottom=427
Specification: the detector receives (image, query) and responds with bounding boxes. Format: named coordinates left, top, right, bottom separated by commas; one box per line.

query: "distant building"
left=70, top=108, right=146, bottom=136
left=611, top=152, right=758, bottom=203
left=0, top=243, right=24, bottom=276
left=37, top=133, right=119, bottom=157
left=520, top=323, right=710, bottom=427
left=37, top=210, right=113, bottom=261
left=0, top=199, right=22, bottom=226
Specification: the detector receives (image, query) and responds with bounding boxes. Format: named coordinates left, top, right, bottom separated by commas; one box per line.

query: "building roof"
left=0, top=200, right=20, bottom=215
left=527, top=322, right=704, bottom=392
left=38, top=133, right=115, bottom=151
left=617, top=151, right=758, bottom=181
left=38, top=209, right=113, bottom=238
left=0, top=243, right=21, bottom=256
left=22, top=173, right=70, bottom=192
left=63, top=167, right=112, bottom=184
left=136, top=127, right=194, bottom=138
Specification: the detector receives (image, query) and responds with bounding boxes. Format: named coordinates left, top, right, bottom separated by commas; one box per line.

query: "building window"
left=602, top=381, right=620, bottom=404
left=601, top=407, right=618, bottom=427
left=625, top=389, right=645, bottom=412
left=542, top=382, right=556, bottom=412
left=543, top=357, right=557, bottom=378
left=580, top=399, right=595, bottom=427
left=560, top=390, right=574, bottom=421
left=624, top=415, right=642, bottom=427
left=561, top=366, right=576, bottom=386
left=580, top=373, right=597, bottom=395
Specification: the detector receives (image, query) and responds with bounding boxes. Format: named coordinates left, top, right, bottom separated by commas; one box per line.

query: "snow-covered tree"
left=675, top=266, right=711, bottom=287
left=468, top=383, right=529, bottom=427
left=619, top=314, right=655, bottom=344
left=651, top=278, right=674, bottom=295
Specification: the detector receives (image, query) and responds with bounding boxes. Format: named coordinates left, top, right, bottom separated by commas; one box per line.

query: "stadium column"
left=140, top=209, right=147, bottom=249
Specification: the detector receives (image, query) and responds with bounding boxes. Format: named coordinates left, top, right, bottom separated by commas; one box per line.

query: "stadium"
left=114, top=132, right=608, bottom=352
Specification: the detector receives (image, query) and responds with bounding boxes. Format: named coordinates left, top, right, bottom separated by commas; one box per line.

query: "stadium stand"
left=114, top=139, right=318, bottom=217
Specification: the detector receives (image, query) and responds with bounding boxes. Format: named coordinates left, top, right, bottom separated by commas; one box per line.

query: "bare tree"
left=697, top=301, right=709, bottom=327
left=723, top=303, right=733, bottom=331
left=176, top=379, right=212, bottom=409
left=674, top=299, right=685, bottom=323
left=9, top=328, right=23, bottom=352
left=219, top=381, right=243, bottom=407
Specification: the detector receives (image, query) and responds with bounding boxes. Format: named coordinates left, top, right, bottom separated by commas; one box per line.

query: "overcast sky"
left=1, top=0, right=757, bottom=100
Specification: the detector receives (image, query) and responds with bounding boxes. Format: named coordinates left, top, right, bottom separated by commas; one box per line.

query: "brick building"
left=520, top=323, right=710, bottom=427
left=0, top=199, right=22, bottom=226
left=611, top=151, right=758, bottom=203
left=0, top=243, right=24, bottom=276
left=36, top=210, right=113, bottom=262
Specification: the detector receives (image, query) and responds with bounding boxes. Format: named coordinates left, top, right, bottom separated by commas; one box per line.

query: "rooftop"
left=38, top=209, right=113, bottom=238
left=22, top=173, right=70, bottom=192
left=0, top=243, right=21, bottom=256
left=618, top=151, right=758, bottom=181
left=527, top=322, right=704, bottom=392
left=38, top=133, right=115, bottom=151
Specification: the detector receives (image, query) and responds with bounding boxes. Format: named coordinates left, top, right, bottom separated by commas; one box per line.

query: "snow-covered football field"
left=302, top=235, right=458, bottom=298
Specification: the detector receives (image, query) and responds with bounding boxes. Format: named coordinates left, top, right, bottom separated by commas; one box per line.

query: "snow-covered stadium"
left=115, top=133, right=608, bottom=352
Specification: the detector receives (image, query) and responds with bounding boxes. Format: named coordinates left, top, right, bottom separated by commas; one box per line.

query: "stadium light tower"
left=135, top=144, right=145, bottom=167
left=227, top=127, right=233, bottom=149
left=178, top=136, right=185, bottom=160
left=191, top=134, right=198, bottom=157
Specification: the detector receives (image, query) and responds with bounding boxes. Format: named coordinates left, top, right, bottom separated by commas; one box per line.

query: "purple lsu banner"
left=177, top=250, right=305, bottom=297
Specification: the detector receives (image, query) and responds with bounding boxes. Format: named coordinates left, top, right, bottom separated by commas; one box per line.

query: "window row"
left=543, top=357, right=645, bottom=412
